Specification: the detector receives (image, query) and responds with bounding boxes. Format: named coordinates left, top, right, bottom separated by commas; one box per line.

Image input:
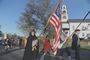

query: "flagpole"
left=44, top=0, right=62, bottom=30
left=62, top=11, right=90, bottom=47
left=57, top=11, right=90, bottom=51
left=69, top=11, right=90, bottom=37
left=40, top=0, right=62, bottom=57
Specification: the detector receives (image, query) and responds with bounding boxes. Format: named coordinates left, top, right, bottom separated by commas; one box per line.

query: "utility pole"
left=0, top=25, right=2, bottom=39
left=0, top=25, right=1, bottom=30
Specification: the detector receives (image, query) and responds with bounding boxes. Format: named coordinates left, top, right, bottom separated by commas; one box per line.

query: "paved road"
left=40, top=48, right=90, bottom=60
left=71, top=48, right=90, bottom=60
left=0, top=46, right=24, bottom=60
left=0, top=46, right=90, bottom=60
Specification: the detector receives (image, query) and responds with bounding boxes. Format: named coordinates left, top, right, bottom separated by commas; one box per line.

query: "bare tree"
left=17, top=0, right=52, bottom=34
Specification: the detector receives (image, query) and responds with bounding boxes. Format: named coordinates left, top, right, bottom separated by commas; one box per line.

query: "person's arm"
left=36, top=39, right=39, bottom=53
left=32, top=39, right=38, bottom=47
left=75, top=35, right=78, bottom=46
left=43, top=40, right=45, bottom=50
left=72, top=34, right=78, bottom=46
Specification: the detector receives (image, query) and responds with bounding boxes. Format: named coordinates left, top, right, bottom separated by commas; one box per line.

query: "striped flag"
left=47, top=4, right=61, bottom=55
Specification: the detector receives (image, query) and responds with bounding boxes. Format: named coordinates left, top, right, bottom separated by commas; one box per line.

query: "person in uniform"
left=57, top=29, right=72, bottom=60
left=43, top=35, right=51, bottom=55
left=72, top=30, right=80, bottom=60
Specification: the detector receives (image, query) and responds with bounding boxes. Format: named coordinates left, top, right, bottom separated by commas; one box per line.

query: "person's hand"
left=32, top=46, right=36, bottom=51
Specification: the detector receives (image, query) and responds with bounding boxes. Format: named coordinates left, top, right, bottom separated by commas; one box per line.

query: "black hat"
left=31, top=29, right=36, bottom=33
left=29, top=29, right=36, bottom=36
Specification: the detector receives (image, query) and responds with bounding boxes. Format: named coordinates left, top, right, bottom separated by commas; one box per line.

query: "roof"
left=69, top=19, right=90, bottom=22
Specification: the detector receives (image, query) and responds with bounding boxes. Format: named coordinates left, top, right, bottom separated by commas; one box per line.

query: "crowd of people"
left=0, top=36, right=27, bottom=52
left=0, top=29, right=80, bottom=60
left=0, top=38, right=18, bottom=51
left=23, top=30, right=39, bottom=60
left=22, top=29, right=80, bottom=60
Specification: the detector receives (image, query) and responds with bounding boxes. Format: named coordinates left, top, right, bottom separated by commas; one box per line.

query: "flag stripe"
left=49, top=20, right=57, bottom=32
left=47, top=3, right=61, bottom=55
left=50, top=18, right=58, bottom=28
left=52, top=14, right=61, bottom=27
left=48, top=13, right=61, bottom=55
left=53, top=26, right=60, bottom=45
left=51, top=16, right=58, bottom=27
left=52, top=14, right=59, bottom=21
left=48, top=13, right=61, bottom=33
left=53, top=14, right=60, bottom=22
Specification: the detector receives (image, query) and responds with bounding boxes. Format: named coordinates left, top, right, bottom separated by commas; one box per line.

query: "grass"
left=64, top=37, right=90, bottom=50
left=38, top=36, right=90, bottom=50
left=38, top=36, right=90, bottom=60
left=80, top=40, right=90, bottom=49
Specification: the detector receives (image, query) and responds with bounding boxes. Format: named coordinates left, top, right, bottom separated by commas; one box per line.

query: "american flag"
left=47, top=4, right=61, bottom=55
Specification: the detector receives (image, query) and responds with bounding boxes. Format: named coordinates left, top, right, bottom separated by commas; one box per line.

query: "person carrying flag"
left=43, top=35, right=51, bottom=55
left=56, top=29, right=72, bottom=60
left=71, top=30, right=80, bottom=60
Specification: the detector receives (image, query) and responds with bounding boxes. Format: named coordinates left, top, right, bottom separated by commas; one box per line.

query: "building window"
left=63, top=11, right=66, bottom=13
left=87, top=24, right=90, bottom=30
left=87, top=34, right=90, bottom=37
left=82, top=33, right=85, bottom=37
left=63, top=16, right=66, bottom=19
left=63, top=6, right=65, bottom=9
left=82, top=26, right=87, bottom=31
left=88, top=24, right=90, bottom=26
left=73, top=26, right=75, bottom=30
left=87, top=34, right=90, bottom=39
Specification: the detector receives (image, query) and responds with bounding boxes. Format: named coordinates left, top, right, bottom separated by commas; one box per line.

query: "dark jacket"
left=72, top=33, right=80, bottom=49
left=23, top=35, right=38, bottom=60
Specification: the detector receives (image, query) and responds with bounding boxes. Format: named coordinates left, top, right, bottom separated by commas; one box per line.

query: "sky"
left=0, top=0, right=27, bottom=36
left=0, top=0, right=90, bottom=36
left=63, top=0, right=90, bottom=19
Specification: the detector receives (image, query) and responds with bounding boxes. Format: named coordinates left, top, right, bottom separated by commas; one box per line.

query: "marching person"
left=43, top=35, right=51, bottom=55
left=22, top=36, right=27, bottom=48
left=8, top=39, right=12, bottom=49
left=39, top=34, right=51, bottom=60
left=23, top=30, right=39, bottom=60
left=19, top=38, right=22, bottom=49
left=4, top=39, right=9, bottom=52
left=12, top=39, right=16, bottom=48
left=71, top=30, right=80, bottom=60
left=57, top=29, right=72, bottom=60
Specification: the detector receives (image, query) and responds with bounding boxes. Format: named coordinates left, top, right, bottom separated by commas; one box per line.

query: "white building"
left=3, top=33, right=7, bottom=39
left=61, top=5, right=90, bottom=40
left=69, top=19, right=90, bottom=39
